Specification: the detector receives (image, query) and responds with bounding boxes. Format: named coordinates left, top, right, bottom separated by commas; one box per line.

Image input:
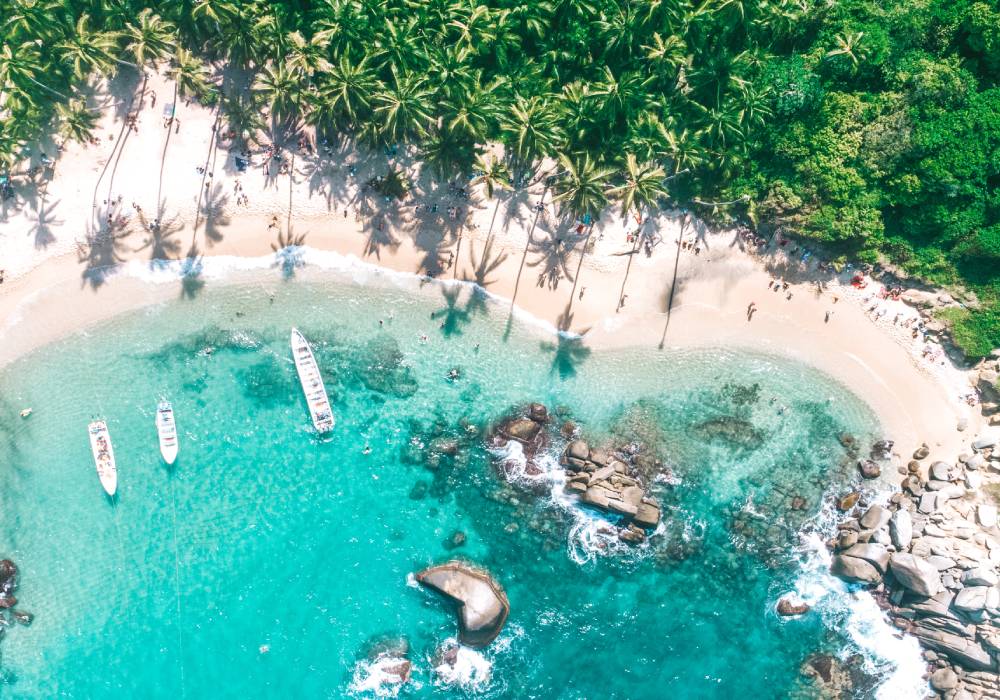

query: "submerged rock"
left=415, top=562, right=509, bottom=648
left=776, top=595, right=810, bottom=616
left=692, top=416, right=763, bottom=449
left=0, top=560, right=17, bottom=610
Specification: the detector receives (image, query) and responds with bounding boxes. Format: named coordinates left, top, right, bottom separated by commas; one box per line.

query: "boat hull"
left=291, top=328, right=335, bottom=433
left=157, top=402, right=179, bottom=465
left=88, top=420, right=118, bottom=497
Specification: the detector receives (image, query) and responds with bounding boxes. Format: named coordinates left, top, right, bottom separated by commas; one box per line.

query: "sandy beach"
left=0, top=71, right=980, bottom=462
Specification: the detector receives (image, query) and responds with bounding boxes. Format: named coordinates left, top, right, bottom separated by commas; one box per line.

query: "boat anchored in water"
left=290, top=328, right=334, bottom=433
left=157, top=401, right=178, bottom=465
left=88, top=420, right=118, bottom=496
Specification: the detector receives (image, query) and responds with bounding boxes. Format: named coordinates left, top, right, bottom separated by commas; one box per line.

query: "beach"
left=0, top=71, right=979, bottom=464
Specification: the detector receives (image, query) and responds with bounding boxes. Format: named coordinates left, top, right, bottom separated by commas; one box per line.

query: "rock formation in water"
left=415, top=561, right=509, bottom=648
left=0, top=560, right=17, bottom=609
left=828, top=432, right=1000, bottom=696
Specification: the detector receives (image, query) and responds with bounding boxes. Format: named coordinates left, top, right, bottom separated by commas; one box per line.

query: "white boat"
left=290, top=328, right=334, bottom=433
left=157, top=401, right=178, bottom=465
left=88, top=420, right=118, bottom=496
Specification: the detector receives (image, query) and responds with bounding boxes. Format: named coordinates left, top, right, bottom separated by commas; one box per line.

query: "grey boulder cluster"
left=973, top=356, right=1000, bottom=427
left=560, top=439, right=662, bottom=540
left=830, top=434, right=1000, bottom=697
left=0, top=559, right=32, bottom=642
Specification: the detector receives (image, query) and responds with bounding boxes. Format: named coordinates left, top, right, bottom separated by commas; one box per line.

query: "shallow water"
left=0, top=268, right=903, bottom=698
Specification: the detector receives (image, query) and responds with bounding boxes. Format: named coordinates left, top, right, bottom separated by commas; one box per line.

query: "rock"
left=966, top=471, right=983, bottom=490
left=831, top=555, right=882, bottom=584
left=0, top=596, right=16, bottom=609
left=973, top=436, right=997, bottom=451
left=559, top=421, right=576, bottom=438
left=890, top=553, right=943, bottom=596
left=871, top=439, right=894, bottom=460
left=858, top=459, right=881, bottom=479
left=692, top=417, right=763, bottom=448
left=837, top=531, right=859, bottom=550
left=907, top=460, right=922, bottom=473
left=776, top=595, right=810, bottom=616
left=581, top=487, right=611, bottom=510
left=930, top=461, right=952, bottom=481
left=919, top=491, right=939, bottom=514
left=619, top=524, right=645, bottom=544
left=565, top=480, right=587, bottom=494
left=843, top=543, right=890, bottom=573
left=503, top=418, right=541, bottom=443
left=837, top=492, right=860, bottom=511
left=912, top=625, right=995, bottom=671
left=621, top=486, right=644, bottom=507
left=979, top=504, right=998, bottom=529
left=962, top=568, right=999, bottom=587
left=890, top=509, right=913, bottom=550
left=966, top=453, right=986, bottom=470
left=0, top=560, right=16, bottom=597
left=926, top=479, right=951, bottom=491
left=588, top=465, right=615, bottom=484
left=914, top=444, right=931, bottom=460
left=415, top=562, right=510, bottom=647
left=588, top=448, right=609, bottom=466
left=930, top=667, right=959, bottom=692
left=860, top=505, right=891, bottom=530
left=566, top=440, right=589, bottom=461
left=633, top=503, right=661, bottom=529
left=527, top=403, right=548, bottom=423
left=608, top=499, right=639, bottom=517
left=903, top=475, right=922, bottom=495
left=443, top=530, right=467, bottom=550
left=954, top=586, right=999, bottom=612
left=908, top=591, right=956, bottom=618
left=927, top=555, right=958, bottom=571
left=12, top=610, right=32, bottom=626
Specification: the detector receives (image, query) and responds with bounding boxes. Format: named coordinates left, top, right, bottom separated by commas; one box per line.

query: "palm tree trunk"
left=509, top=180, right=550, bottom=311
left=563, top=221, right=595, bottom=329
left=617, top=208, right=643, bottom=312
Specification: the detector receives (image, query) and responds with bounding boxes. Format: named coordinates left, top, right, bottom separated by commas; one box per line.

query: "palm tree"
left=0, top=41, right=73, bottom=105
left=372, top=68, right=434, bottom=144
left=221, top=90, right=264, bottom=149
left=169, top=48, right=214, bottom=103
left=310, top=54, right=377, bottom=130
left=123, top=9, right=176, bottom=70
left=254, top=62, right=303, bottom=124
left=608, top=154, right=668, bottom=309
left=55, top=99, right=98, bottom=145
left=825, top=32, right=866, bottom=71
left=285, top=30, right=332, bottom=83
left=500, top=95, right=563, bottom=181
left=552, top=153, right=613, bottom=325
left=55, top=15, right=119, bottom=79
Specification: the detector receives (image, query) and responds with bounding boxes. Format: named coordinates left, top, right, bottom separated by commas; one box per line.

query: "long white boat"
left=88, top=420, right=118, bottom=497
left=157, top=401, right=178, bottom=465
left=290, top=328, right=334, bottom=433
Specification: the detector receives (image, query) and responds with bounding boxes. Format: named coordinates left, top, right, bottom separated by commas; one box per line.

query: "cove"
left=0, top=273, right=888, bottom=698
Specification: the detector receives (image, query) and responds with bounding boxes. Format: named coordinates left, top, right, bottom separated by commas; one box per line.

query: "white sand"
left=0, top=70, right=981, bottom=462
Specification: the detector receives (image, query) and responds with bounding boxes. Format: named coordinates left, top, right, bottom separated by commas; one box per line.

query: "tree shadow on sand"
left=527, top=226, right=577, bottom=291
left=201, top=183, right=231, bottom=248
left=541, top=332, right=592, bottom=379
left=26, top=197, right=63, bottom=249
left=134, top=200, right=183, bottom=266
left=77, top=205, right=134, bottom=289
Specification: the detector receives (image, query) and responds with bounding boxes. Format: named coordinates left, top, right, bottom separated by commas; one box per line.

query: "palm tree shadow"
left=77, top=206, right=134, bottom=289
left=432, top=285, right=472, bottom=337
left=26, top=197, right=63, bottom=249
left=541, top=332, right=591, bottom=379
left=467, top=235, right=509, bottom=288
left=180, top=243, right=205, bottom=299
left=134, top=200, right=183, bottom=266
left=201, top=183, right=231, bottom=248
left=527, top=226, right=576, bottom=291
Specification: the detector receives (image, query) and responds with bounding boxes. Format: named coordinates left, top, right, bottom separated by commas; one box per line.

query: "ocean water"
left=0, top=261, right=917, bottom=698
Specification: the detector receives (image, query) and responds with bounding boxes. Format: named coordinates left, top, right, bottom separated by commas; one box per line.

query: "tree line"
left=1, top=0, right=998, bottom=354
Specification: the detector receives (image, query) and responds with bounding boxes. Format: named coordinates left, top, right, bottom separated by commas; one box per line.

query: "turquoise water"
left=0, top=269, right=884, bottom=698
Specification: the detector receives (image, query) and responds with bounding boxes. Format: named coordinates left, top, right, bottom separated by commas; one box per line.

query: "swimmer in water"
left=362, top=445, right=371, bottom=455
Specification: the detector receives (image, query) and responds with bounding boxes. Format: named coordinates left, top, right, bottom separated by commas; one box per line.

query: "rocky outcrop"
left=890, top=553, right=943, bottom=596
left=0, top=560, right=17, bottom=610
left=415, top=561, right=509, bottom=648
left=776, top=595, right=811, bottom=616
left=560, top=441, right=661, bottom=531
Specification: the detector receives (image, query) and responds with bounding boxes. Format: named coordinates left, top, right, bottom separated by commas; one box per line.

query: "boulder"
left=930, top=461, right=952, bottom=481
left=911, top=624, right=995, bottom=671
left=954, top=586, right=999, bottom=612
left=860, top=505, right=890, bottom=530
left=919, top=492, right=939, bottom=514
left=979, top=504, right=998, bottom=529
left=527, top=403, right=548, bottom=423
left=0, top=560, right=16, bottom=597
left=415, top=562, right=510, bottom=648
left=966, top=471, right=983, bottom=490
left=972, top=436, right=997, bottom=451
left=837, top=531, right=859, bottom=550
left=633, top=503, right=661, bottom=529
left=566, top=440, right=589, bottom=461
left=914, top=444, right=931, bottom=460
left=503, top=419, right=541, bottom=443
left=776, top=595, right=810, bottom=616
left=837, top=492, right=860, bottom=511
left=890, top=509, right=913, bottom=550
left=588, top=465, right=615, bottom=484
left=619, top=524, right=645, bottom=544
left=581, top=487, right=611, bottom=510
left=12, top=610, right=32, bottom=626
left=843, top=543, right=891, bottom=574
left=930, top=667, right=959, bottom=692
left=962, top=568, right=999, bottom=587
left=889, top=553, right=943, bottom=596
left=966, top=453, right=986, bottom=470
left=871, top=439, right=894, bottom=460
left=831, top=555, right=882, bottom=584
left=857, top=459, right=881, bottom=479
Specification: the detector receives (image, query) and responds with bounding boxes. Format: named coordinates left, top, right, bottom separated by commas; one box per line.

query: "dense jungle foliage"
left=1, top=0, right=998, bottom=354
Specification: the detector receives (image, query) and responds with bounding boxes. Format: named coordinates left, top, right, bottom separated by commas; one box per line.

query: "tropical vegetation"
left=1, top=0, right=998, bottom=354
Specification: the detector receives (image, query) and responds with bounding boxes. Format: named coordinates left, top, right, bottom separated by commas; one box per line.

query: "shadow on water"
left=272, top=230, right=308, bottom=279
left=179, top=243, right=205, bottom=299
left=431, top=285, right=473, bottom=337
left=540, top=332, right=592, bottom=379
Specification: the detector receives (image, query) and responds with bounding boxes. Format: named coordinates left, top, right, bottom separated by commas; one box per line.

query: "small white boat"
left=19, top=408, right=32, bottom=418
left=88, top=420, right=118, bottom=496
left=290, top=328, right=334, bottom=433
left=156, top=401, right=178, bottom=465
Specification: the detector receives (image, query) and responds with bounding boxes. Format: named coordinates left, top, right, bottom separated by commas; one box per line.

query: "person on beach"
left=747, top=302, right=757, bottom=321
left=579, top=287, right=586, bottom=300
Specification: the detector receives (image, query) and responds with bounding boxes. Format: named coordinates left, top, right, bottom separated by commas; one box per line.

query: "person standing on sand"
left=747, top=302, right=757, bottom=321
